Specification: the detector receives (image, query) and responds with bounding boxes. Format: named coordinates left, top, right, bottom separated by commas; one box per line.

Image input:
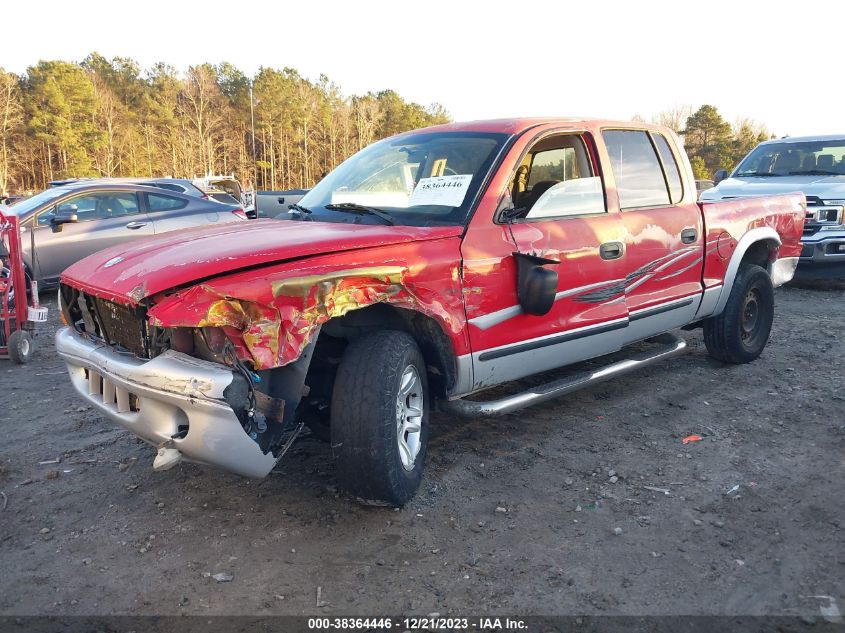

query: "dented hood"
left=60, top=219, right=462, bottom=304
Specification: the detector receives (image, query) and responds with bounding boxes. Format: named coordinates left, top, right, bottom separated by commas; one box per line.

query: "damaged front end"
left=56, top=257, right=464, bottom=475
left=53, top=322, right=281, bottom=478
left=56, top=284, right=317, bottom=471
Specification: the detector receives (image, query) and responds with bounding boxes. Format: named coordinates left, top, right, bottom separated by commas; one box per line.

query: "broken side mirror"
left=713, top=169, right=728, bottom=185
left=514, top=252, right=559, bottom=316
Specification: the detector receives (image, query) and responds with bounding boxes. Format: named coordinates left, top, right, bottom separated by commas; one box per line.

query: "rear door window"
left=652, top=133, right=684, bottom=203
left=147, top=193, right=188, bottom=211
left=602, top=130, right=671, bottom=209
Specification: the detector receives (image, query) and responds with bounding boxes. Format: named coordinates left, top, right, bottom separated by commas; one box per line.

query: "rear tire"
left=703, top=264, right=774, bottom=364
left=8, top=329, right=33, bottom=364
left=330, top=330, right=429, bottom=506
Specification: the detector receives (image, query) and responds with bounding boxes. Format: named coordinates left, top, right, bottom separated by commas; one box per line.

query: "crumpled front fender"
left=147, top=245, right=467, bottom=370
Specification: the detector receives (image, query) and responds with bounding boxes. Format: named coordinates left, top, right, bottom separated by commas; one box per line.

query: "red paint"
left=59, top=118, right=806, bottom=372
left=147, top=236, right=469, bottom=367
left=60, top=220, right=462, bottom=305
left=700, top=195, right=805, bottom=289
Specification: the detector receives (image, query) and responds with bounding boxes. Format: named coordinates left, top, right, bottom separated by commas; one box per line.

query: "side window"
left=528, top=148, right=577, bottom=186
left=602, top=130, right=670, bottom=209
left=147, top=193, right=188, bottom=211
left=150, top=183, right=183, bottom=193
left=40, top=192, right=139, bottom=225
left=37, top=206, right=58, bottom=226
left=519, top=135, right=606, bottom=220
left=652, top=134, right=684, bottom=203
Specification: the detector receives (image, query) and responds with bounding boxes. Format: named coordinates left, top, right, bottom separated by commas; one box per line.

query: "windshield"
left=2, top=188, right=70, bottom=218
left=296, top=131, right=509, bottom=226
left=734, top=138, right=845, bottom=177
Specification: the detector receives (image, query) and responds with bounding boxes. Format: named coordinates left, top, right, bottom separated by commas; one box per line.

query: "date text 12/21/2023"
left=307, top=617, right=527, bottom=630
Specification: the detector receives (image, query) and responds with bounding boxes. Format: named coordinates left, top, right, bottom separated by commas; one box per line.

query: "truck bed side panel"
left=698, top=194, right=805, bottom=288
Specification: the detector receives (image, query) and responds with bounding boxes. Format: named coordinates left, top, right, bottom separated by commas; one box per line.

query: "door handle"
left=681, top=228, right=698, bottom=244
left=599, top=241, right=624, bottom=260
left=125, top=221, right=148, bottom=230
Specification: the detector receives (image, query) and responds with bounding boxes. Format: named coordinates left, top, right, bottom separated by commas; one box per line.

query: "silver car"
left=7, top=182, right=248, bottom=287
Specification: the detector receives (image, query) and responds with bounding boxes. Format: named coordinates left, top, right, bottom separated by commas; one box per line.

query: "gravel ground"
left=0, top=283, right=843, bottom=622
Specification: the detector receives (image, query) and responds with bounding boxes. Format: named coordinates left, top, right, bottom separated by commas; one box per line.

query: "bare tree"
left=179, top=65, right=226, bottom=175
left=0, top=69, right=23, bottom=194
left=653, top=105, right=694, bottom=133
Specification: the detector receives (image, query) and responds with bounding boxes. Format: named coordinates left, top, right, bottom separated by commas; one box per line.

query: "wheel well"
left=740, top=239, right=778, bottom=271
left=312, top=304, right=458, bottom=398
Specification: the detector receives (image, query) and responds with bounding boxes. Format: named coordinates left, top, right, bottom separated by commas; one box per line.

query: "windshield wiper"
left=287, top=203, right=313, bottom=219
left=788, top=170, right=841, bottom=176
left=733, top=172, right=780, bottom=177
left=324, top=202, right=395, bottom=225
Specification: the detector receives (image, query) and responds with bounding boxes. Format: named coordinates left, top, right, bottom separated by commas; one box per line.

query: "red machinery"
left=0, top=207, right=47, bottom=363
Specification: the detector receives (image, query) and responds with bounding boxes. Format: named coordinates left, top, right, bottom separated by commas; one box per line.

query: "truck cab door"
left=600, top=129, right=705, bottom=342
left=31, top=191, right=152, bottom=284
left=462, top=131, right=629, bottom=391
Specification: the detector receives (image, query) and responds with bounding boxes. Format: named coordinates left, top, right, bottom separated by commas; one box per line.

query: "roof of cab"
left=406, top=117, right=668, bottom=136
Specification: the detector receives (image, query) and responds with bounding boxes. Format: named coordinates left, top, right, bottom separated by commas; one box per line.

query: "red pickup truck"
left=55, top=118, right=805, bottom=505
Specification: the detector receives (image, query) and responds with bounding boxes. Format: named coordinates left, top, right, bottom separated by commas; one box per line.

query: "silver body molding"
left=449, top=353, right=475, bottom=399
left=440, top=333, right=687, bottom=417
left=693, top=285, right=723, bottom=320
left=771, top=256, right=799, bottom=287
left=466, top=294, right=701, bottom=393
left=470, top=317, right=630, bottom=390
left=55, top=327, right=278, bottom=478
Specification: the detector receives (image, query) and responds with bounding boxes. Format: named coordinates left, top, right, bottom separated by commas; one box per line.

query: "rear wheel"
left=330, top=330, right=429, bottom=506
left=8, top=329, right=33, bottom=364
left=704, top=264, right=774, bottom=363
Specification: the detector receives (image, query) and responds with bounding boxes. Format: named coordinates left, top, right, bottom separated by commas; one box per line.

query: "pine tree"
left=682, top=105, right=734, bottom=176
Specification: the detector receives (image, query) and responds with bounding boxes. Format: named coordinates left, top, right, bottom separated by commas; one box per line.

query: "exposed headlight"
left=822, top=200, right=845, bottom=207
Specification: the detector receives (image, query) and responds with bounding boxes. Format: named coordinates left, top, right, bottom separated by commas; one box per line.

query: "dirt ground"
left=1, top=283, right=843, bottom=622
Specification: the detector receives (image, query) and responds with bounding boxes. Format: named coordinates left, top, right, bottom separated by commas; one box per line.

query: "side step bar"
left=439, top=333, right=687, bottom=418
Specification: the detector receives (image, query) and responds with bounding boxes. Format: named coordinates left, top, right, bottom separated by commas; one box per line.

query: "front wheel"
left=330, top=330, right=429, bottom=506
left=703, top=263, right=774, bottom=363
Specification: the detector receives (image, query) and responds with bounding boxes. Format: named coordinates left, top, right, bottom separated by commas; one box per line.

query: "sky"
left=3, top=0, right=844, bottom=137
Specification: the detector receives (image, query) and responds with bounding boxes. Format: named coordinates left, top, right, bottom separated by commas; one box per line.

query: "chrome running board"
left=440, top=333, right=687, bottom=418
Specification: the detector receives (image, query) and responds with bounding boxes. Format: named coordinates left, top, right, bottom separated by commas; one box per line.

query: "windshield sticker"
left=409, top=175, right=473, bottom=207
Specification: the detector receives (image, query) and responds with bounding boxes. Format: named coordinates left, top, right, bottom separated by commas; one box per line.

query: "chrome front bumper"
left=55, top=327, right=278, bottom=478
left=800, top=228, right=845, bottom=262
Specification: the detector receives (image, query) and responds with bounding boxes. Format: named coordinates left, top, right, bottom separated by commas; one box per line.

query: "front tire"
left=330, top=331, right=429, bottom=506
left=703, top=263, right=774, bottom=363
